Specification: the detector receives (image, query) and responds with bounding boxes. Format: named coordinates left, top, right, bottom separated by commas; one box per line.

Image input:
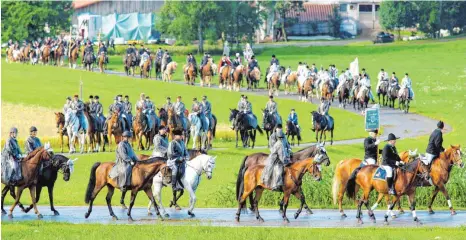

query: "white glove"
left=131, top=161, right=135, bottom=166
left=72, top=110, right=77, bottom=113
left=374, top=140, right=380, bottom=145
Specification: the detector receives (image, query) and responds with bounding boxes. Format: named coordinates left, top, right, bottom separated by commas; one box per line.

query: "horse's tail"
left=256, top=125, right=264, bottom=135
left=345, top=166, right=361, bottom=200
left=85, top=162, right=101, bottom=204
left=236, top=155, right=248, bottom=202
left=332, top=160, right=343, bottom=205
left=212, top=115, right=217, bottom=138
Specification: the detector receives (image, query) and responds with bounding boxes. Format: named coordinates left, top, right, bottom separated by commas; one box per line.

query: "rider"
left=109, top=131, right=139, bottom=191
left=361, top=68, right=370, bottom=80
left=24, top=126, right=42, bottom=155
left=424, top=121, right=445, bottom=166
left=201, top=96, right=213, bottom=130
left=156, top=47, right=164, bottom=59
left=123, top=95, right=133, bottom=131
left=381, top=133, right=404, bottom=195
left=287, top=109, right=301, bottom=140
left=98, top=42, right=108, bottom=64
left=2, top=127, right=23, bottom=184
left=91, top=96, right=105, bottom=132
left=231, top=53, right=242, bottom=78
left=139, top=44, right=147, bottom=56
left=117, top=95, right=130, bottom=132
left=388, top=72, right=399, bottom=93
left=218, top=54, right=231, bottom=75
left=139, top=48, right=150, bottom=69
left=174, top=96, right=187, bottom=131
left=262, top=128, right=291, bottom=191
left=270, top=54, right=279, bottom=66
left=63, top=96, right=72, bottom=113
left=359, top=74, right=376, bottom=103
left=163, top=97, right=174, bottom=111
left=185, top=53, right=198, bottom=74
left=71, top=94, right=86, bottom=132
left=192, top=97, right=207, bottom=131
left=363, top=129, right=380, bottom=165
left=247, top=55, right=259, bottom=77
left=200, top=52, right=211, bottom=78
left=401, top=73, right=414, bottom=100
left=82, top=41, right=95, bottom=64
left=376, top=68, right=389, bottom=94
left=264, top=95, right=281, bottom=127
left=151, top=126, right=169, bottom=158
left=267, top=124, right=292, bottom=153
left=168, top=129, right=190, bottom=190
left=162, top=52, right=172, bottom=73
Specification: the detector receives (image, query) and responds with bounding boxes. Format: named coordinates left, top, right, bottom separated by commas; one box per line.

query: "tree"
left=1, top=1, right=72, bottom=42
left=379, top=1, right=417, bottom=40
left=328, top=6, right=342, bottom=37
left=274, top=1, right=305, bottom=42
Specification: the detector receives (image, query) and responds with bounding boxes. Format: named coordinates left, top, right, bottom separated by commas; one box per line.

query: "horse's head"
left=52, top=154, right=77, bottom=181
left=158, top=108, right=167, bottom=118
left=310, top=111, right=320, bottom=131
left=160, top=164, right=173, bottom=186
left=55, top=112, right=64, bottom=126
left=314, top=143, right=331, bottom=166
left=38, top=142, right=55, bottom=163
left=306, top=161, right=322, bottom=182
left=229, top=108, right=239, bottom=122
left=202, top=155, right=216, bottom=180
left=447, top=145, right=464, bottom=168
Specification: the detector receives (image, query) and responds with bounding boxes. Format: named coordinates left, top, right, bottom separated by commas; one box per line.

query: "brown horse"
left=42, top=46, right=51, bottom=65
left=133, top=108, right=152, bottom=150
left=21, top=44, right=31, bottom=63
left=54, top=44, right=64, bottom=66
left=106, top=112, right=124, bottom=151
left=267, top=67, right=283, bottom=96
left=6, top=47, right=15, bottom=63
left=84, top=158, right=172, bottom=221
left=337, top=80, right=350, bottom=108
left=355, top=86, right=369, bottom=110
left=163, top=62, right=177, bottom=82
left=54, top=112, right=70, bottom=153
left=346, top=158, right=429, bottom=224
left=247, top=67, right=261, bottom=90
left=219, top=65, right=231, bottom=90
left=201, top=62, right=213, bottom=87
left=204, top=115, right=217, bottom=150
left=232, top=65, right=244, bottom=92
left=158, top=108, right=168, bottom=129
left=167, top=108, right=188, bottom=142
left=140, top=56, right=152, bottom=79
left=298, top=76, right=315, bottom=102
left=1, top=147, right=54, bottom=218
left=84, top=103, right=103, bottom=153
left=69, top=46, right=79, bottom=69
left=183, top=63, right=196, bottom=85
left=321, top=81, right=334, bottom=102
left=284, top=71, right=298, bottom=95
left=235, top=157, right=323, bottom=223
left=237, top=145, right=330, bottom=214
left=98, top=53, right=107, bottom=73
left=124, top=54, right=136, bottom=76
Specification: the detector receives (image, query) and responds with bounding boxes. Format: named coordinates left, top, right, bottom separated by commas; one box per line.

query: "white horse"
left=188, top=113, right=208, bottom=150
left=147, top=154, right=216, bottom=217
left=64, top=108, right=87, bottom=154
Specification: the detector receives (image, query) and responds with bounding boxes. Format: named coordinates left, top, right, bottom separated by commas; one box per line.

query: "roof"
left=72, top=0, right=100, bottom=9
left=285, top=3, right=336, bottom=22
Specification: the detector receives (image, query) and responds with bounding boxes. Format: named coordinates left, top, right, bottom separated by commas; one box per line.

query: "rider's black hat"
left=89, top=95, right=93, bottom=99
left=437, top=121, right=444, bottom=129
left=30, top=126, right=38, bottom=132
left=269, top=95, right=273, bottom=99
left=173, top=129, right=183, bottom=136
left=193, top=97, right=197, bottom=101
left=272, top=54, right=276, bottom=58
left=166, top=97, right=171, bottom=100
left=276, top=123, right=283, bottom=128
left=94, top=96, right=99, bottom=99
left=386, top=133, right=400, bottom=141
left=124, top=95, right=129, bottom=98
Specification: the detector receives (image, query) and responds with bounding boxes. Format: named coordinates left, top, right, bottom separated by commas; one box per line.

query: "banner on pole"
left=365, top=105, right=380, bottom=131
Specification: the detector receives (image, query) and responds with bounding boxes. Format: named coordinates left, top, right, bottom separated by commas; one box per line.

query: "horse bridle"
left=186, top=158, right=214, bottom=176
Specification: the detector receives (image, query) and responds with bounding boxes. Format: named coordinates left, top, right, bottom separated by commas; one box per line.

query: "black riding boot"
left=387, top=177, right=395, bottom=195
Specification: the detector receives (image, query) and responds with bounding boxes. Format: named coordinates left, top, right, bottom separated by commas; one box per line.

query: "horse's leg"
left=144, top=187, right=163, bottom=220
left=187, top=185, right=197, bottom=217
left=235, top=130, right=239, bottom=148
left=28, top=185, right=42, bottom=218
left=105, top=185, right=118, bottom=220
left=47, top=184, right=59, bottom=215
left=59, top=134, right=64, bottom=153
left=330, top=129, right=334, bottom=145
left=437, top=185, right=455, bottom=215
left=85, top=182, right=105, bottom=219
left=8, top=186, right=25, bottom=218
left=127, top=190, right=138, bottom=221
left=1, top=185, right=9, bottom=215
left=151, top=180, right=168, bottom=217
left=253, top=188, right=264, bottom=222
left=281, top=192, right=291, bottom=223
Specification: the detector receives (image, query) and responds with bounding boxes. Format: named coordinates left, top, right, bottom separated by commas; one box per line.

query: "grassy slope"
left=1, top=39, right=466, bottom=209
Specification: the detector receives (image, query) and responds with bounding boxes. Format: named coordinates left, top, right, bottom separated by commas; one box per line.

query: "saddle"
left=373, top=167, right=397, bottom=182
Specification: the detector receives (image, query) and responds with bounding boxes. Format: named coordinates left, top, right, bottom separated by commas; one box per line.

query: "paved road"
left=2, top=206, right=464, bottom=227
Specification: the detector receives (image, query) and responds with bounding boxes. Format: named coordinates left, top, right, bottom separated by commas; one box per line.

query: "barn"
left=71, top=0, right=164, bottom=41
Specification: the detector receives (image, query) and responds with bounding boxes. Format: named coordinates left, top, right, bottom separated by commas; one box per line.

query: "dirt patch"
left=1, top=102, right=60, bottom=139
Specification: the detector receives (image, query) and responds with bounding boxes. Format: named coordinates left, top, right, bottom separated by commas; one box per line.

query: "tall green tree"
left=328, top=6, right=342, bottom=37
left=1, top=1, right=72, bottom=42
left=379, top=1, right=417, bottom=40
left=274, top=1, right=305, bottom=42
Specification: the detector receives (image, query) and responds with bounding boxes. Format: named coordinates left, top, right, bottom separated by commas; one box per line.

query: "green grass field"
left=1, top=39, right=466, bottom=238
left=2, top=221, right=465, bottom=240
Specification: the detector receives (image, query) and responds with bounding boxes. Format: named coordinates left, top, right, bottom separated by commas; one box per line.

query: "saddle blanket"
left=372, top=167, right=387, bottom=181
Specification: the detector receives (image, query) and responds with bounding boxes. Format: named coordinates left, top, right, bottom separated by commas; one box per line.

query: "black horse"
left=1, top=154, right=74, bottom=215
left=286, top=120, right=301, bottom=146
left=311, top=111, right=334, bottom=145
left=155, top=56, right=163, bottom=80
left=387, top=84, right=399, bottom=109
left=229, top=109, right=263, bottom=148
left=83, top=51, right=94, bottom=71
left=262, top=109, right=277, bottom=140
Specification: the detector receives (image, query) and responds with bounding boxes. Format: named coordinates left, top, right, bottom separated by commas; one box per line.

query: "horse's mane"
left=403, top=159, right=420, bottom=173
left=136, top=157, right=166, bottom=165
left=23, top=147, right=44, bottom=161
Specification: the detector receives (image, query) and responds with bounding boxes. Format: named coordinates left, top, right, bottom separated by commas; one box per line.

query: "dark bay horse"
left=398, top=88, right=410, bottom=113
left=236, top=157, right=323, bottom=223
left=133, top=108, right=152, bottom=150
left=84, top=158, right=172, bottom=221
left=286, top=120, right=301, bottom=146
left=84, top=103, right=103, bottom=153
left=155, top=56, right=163, bottom=80
left=229, top=109, right=263, bottom=148
left=54, top=112, right=70, bottom=153
left=236, top=144, right=330, bottom=214
left=338, top=80, right=350, bottom=108
left=311, top=111, right=334, bottom=145
left=388, top=85, right=399, bottom=108
left=83, top=52, right=94, bottom=71
left=247, top=67, right=260, bottom=90
left=346, top=159, right=429, bottom=224
left=124, top=54, right=136, bottom=76
left=377, top=80, right=389, bottom=106
left=262, top=109, right=277, bottom=140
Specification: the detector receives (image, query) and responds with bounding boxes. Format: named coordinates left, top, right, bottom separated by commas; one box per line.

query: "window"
left=359, top=5, right=372, bottom=12
left=375, top=5, right=380, bottom=11
left=340, top=4, right=347, bottom=12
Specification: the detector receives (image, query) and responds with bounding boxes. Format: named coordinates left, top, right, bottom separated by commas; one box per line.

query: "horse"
left=105, top=112, right=124, bottom=151
left=229, top=109, right=263, bottom=149
left=155, top=55, right=163, bottom=80
left=235, top=156, right=323, bottom=223
left=247, top=67, right=261, bottom=90
left=65, top=109, right=87, bottom=154
left=377, top=80, right=389, bottom=106
left=286, top=120, right=300, bottom=146
left=387, top=85, right=398, bottom=108
left=54, top=112, right=70, bottom=153
left=398, top=87, right=410, bottom=113
left=98, top=52, right=107, bottom=73
left=1, top=146, right=55, bottom=218
left=321, top=81, right=334, bottom=102
left=140, top=55, right=152, bottom=79
left=83, top=51, right=94, bottom=72
left=124, top=54, right=136, bottom=76
left=158, top=108, right=168, bottom=130
left=163, top=62, right=177, bottom=82
left=284, top=71, right=298, bottom=95
left=11, top=155, right=77, bottom=216
left=69, top=46, right=79, bottom=69
left=84, top=158, right=172, bottom=221
left=167, top=108, right=188, bottom=143
left=355, top=86, right=369, bottom=110
left=184, top=63, right=197, bottom=85
left=84, top=103, right=103, bottom=153
left=236, top=144, right=330, bottom=214
left=267, top=67, right=283, bottom=96
left=311, top=111, right=334, bottom=145
left=201, top=62, right=213, bottom=87
left=42, top=46, right=51, bottom=65
left=188, top=113, right=207, bottom=150
left=262, top=109, right=277, bottom=140
left=147, top=155, right=216, bottom=217
left=30, top=47, right=40, bottom=65
left=204, top=114, right=217, bottom=150
left=133, top=108, right=152, bottom=151
left=54, top=44, right=64, bottom=66
left=337, top=80, right=350, bottom=109
left=21, top=44, right=31, bottom=64
left=232, top=65, right=244, bottom=91
left=351, top=85, right=360, bottom=108
left=345, top=158, right=429, bottom=224
left=298, top=76, right=315, bottom=102
left=219, top=65, right=231, bottom=90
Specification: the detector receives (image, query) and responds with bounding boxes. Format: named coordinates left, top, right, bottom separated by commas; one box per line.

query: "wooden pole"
left=68, top=26, right=72, bottom=57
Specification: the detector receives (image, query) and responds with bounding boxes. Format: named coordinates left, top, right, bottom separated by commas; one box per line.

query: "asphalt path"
left=2, top=206, right=464, bottom=228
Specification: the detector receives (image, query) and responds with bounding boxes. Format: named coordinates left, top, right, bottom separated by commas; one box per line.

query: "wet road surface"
left=2, top=206, right=464, bottom=228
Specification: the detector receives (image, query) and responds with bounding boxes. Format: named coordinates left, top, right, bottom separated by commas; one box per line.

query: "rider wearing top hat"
left=381, top=133, right=404, bottom=195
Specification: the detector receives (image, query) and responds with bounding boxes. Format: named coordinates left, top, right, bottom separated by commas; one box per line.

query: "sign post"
left=365, top=104, right=380, bottom=132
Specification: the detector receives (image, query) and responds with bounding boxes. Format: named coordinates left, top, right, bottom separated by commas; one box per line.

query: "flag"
left=350, top=57, right=359, bottom=77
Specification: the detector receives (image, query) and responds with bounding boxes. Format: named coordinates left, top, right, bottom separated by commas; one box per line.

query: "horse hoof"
left=294, top=213, right=300, bottom=219
left=235, top=217, right=240, bottom=223
left=188, top=211, right=195, bottom=217
left=147, top=212, right=153, bottom=216
left=1, top=209, right=6, bottom=215
left=84, top=212, right=90, bottom=219
left=128, top=217, right=134, bottom=222
left=428, top=210, right=435, bottom=214
left=451, top=210, right=457, bottom=215
left=112, top=216, right=119, bottom=221
left=341, top=213, right=347, bottom=219
left=121, top=205, right=128, bottom=210
left=306, top=209, right=313, bottom=215
left=257, top=217, right=264, bottom=223
left=53, top=210, right=60, bottom=216
left=8, top=214, right=13, bottom=219
left=37, top=214, right=43, bottom=219
left=283, top=218, right=290, bottom=223
left=164, top=213, right=170, bottom=218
